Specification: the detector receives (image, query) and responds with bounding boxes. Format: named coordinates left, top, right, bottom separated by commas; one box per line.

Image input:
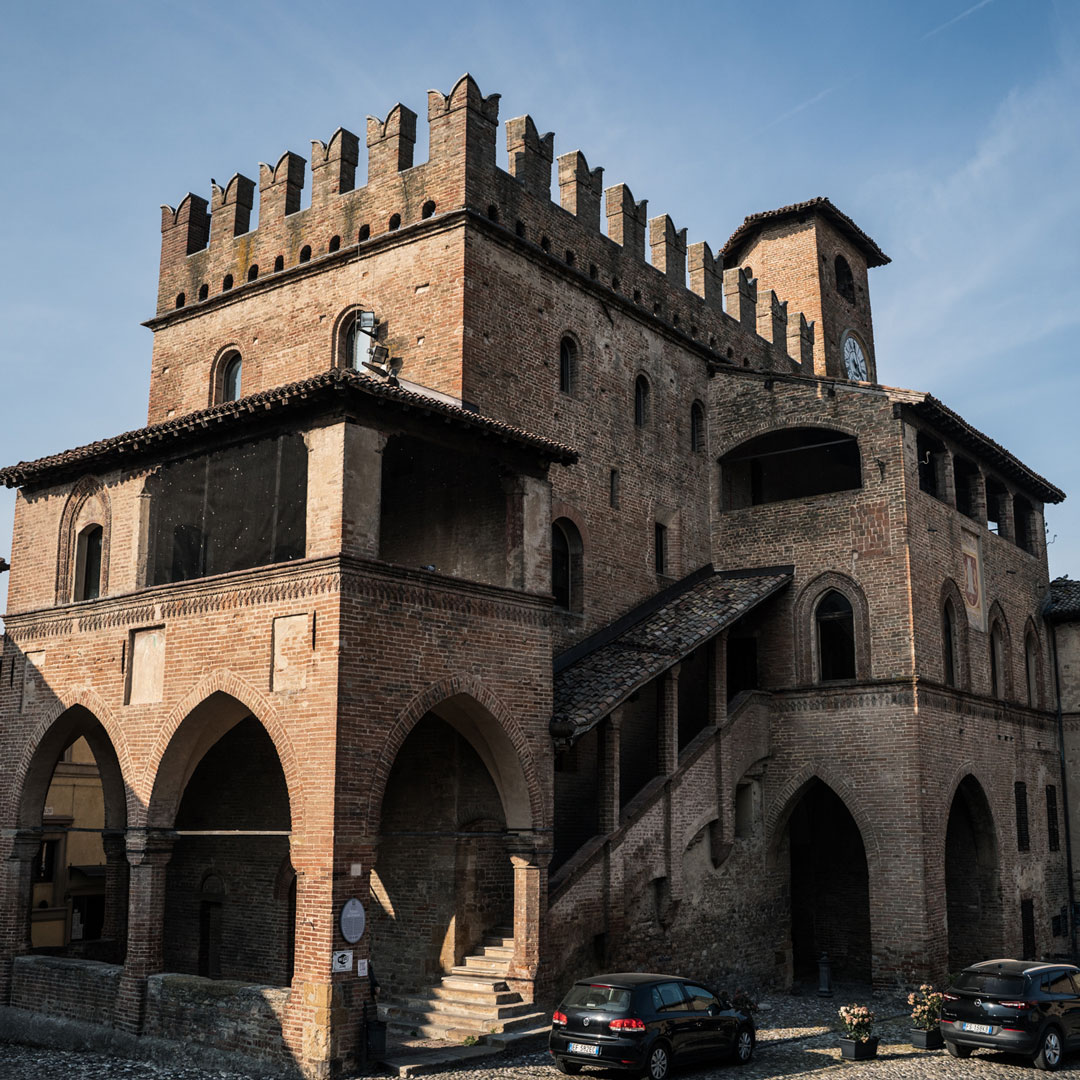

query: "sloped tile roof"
left=552, top=567, right=792, bottom=739
left=0, top=368, right=578, bottom=488
left=1046, top=578, right=1080, bottom=620
left=721, top=196, right=890, bottom=269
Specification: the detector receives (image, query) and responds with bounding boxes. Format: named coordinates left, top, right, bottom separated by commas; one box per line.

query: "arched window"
left=222, top=352, right=242, bottom=401
left=551, top=518, right=583, bottom=613
left=74, top=524, right=103, bottom=602
left=690, top=401, right=706, bottom=452
left=247, top=264, right=259, bottom=282
left=341, top=310, right=378, bottom=370
left=299, top=245, right=312, bottom=263
left=943, top=599, right=958, bottom=688
left=559, top=337, right=577, bottom=395
left=816, top=590, right=855, bottom=682
left=1025, top=631, right=1039, bottom=707
left=990, top=621, right=1006, bottom=699
left=835, top=254, right=855, bottom=303
left=634, top=375, right=650, bottom=428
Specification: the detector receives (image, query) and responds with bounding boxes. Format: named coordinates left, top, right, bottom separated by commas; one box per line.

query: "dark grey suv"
left=941, top=959, right=1080, bottom=1070
left=548, top=972, right=754, bottom=1078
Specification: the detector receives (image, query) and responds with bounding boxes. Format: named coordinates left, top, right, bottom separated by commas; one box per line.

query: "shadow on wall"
left=369, top=713, right=513, bottom=995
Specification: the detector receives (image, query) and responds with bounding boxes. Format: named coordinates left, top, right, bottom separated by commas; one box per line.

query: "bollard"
left=818, top=952, right=833, bottom=997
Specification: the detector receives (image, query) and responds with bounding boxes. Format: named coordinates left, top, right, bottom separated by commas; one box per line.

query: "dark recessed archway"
left=787, top=779, right=871, bottom=980
left=945, top=775, right=1003, bottom=970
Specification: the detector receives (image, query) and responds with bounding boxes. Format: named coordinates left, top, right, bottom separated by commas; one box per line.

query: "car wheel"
left=1035, top=1027, right=1063, bottom=1071
left=733, top=1026, right=755, bottom=1064
left=946, top=1041, right=972, bottom=1058
left=556, top=1060, right=582, bottom=1076
left=644, top=1041, right=671, bottom=1080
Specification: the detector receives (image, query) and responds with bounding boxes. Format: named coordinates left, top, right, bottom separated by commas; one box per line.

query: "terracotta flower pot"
left=910, top=1027, right=944, bottom=1050
left=839, top=1035, right=879, bottom=1060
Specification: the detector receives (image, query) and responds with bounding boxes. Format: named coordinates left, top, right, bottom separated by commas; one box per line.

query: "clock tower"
left=721, top=197, right=888, bottom=383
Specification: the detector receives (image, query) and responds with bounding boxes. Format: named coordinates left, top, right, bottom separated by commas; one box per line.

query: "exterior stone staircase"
left=378, top=928, right=549, bottom=1043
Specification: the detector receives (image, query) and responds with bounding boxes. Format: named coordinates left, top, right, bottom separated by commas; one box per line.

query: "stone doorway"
left=787, top=779, right=872, bottom=981
left=945, top=775, right=1003, bottom=970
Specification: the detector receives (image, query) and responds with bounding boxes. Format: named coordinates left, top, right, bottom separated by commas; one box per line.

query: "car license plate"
left=569, top=1042, right=600, bottom=1056
left=961, top=1022, right=993, bottom=1034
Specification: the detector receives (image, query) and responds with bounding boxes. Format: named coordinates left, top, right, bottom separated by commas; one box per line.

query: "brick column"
left=0, top=830, right=39, bottom=1004
left=101, top=829, right=129, bottom=957
left=659, top=665, right=680, bottom=775
left=598, top=709, right=622, bottom=834
left=506, top=839, right=550, bottom=1001
left=115, top=829, right=174, bottom=1034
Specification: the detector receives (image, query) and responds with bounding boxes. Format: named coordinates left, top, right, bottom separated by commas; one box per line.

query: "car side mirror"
left=708, top=1003, right=721, bottom=1017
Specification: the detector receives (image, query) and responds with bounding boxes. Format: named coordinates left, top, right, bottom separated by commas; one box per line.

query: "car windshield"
left=563, top=984, right=632, bottom=1013
left=953, top=972, right=1027, bottom=996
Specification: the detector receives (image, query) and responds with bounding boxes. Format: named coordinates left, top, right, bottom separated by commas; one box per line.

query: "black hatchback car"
left=548, top=972, right=755, bottom=1078
left=941, top=958, right=1080, bottom=1070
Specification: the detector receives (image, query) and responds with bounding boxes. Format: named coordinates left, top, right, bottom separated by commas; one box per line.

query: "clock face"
left=843, top=336, right=867, bottom=380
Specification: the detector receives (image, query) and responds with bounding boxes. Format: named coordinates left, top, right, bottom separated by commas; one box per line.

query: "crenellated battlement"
left=155, top=73, right=820, bottom=376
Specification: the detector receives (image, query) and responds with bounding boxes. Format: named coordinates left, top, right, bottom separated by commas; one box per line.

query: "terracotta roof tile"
left=0, top=369, right=578, bottom=488
left=552, top=568, right=792, bottom=739
left=721, top=196, right=890, bottom=269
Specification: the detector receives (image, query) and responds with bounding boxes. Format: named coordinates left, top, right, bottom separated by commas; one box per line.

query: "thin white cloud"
left=922, top=0, right=994, bottom=40
left=762, top=85, right=838, bottom=131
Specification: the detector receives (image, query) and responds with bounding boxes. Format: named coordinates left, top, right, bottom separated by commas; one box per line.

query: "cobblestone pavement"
left=5, top=988, right=1080, bottom=1079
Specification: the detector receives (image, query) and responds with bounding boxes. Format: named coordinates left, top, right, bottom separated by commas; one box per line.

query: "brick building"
left=0, top=74, right=1071, bottom=1076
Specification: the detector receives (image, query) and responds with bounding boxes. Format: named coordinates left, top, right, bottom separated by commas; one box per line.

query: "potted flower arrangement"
left=908, top=984, right=944, bottom=1050
left=838, top=1003, right=878, bottom=1060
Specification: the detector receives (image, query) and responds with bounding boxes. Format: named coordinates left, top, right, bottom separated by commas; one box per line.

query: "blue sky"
left=1, top=0, right=1078, bottom=619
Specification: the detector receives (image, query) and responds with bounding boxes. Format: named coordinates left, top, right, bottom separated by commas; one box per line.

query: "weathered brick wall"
left=11, top=954, right=121, bottom=1024
left=143, top=974, right=292, bottom=1067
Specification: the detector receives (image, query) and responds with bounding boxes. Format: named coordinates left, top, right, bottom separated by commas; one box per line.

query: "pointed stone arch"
left=766, top=762, right=880, bottom=862
left=367, top=674, right=543, bottom=836
left=940, top=768, right=1004, bottom=967
left=55, top=476, right=112, bottom=603
left=792, top=570, right=872, bottom=684
left=11, top=686, right=134, bottom=830
left=144, top=670, right=304, bottom=831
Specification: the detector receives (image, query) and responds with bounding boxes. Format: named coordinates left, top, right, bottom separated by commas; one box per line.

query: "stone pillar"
left=304, top=423, right=386, bottom=560
left=503, top=474, right=551, bottom=594
left=115, top=829, right=174, bottom=1034
left=0, top=830, right=40, bottom=1004
left=598, top=709, right=622, bottom=834
left=101, top=829, right=129, bottom=956
left=507, top=840, right=550, bottom=1000
left=659, top=665, right=680, bottom=775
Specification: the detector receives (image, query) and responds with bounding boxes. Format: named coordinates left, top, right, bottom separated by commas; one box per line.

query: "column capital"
left=125, top=828, right=176, bottom=866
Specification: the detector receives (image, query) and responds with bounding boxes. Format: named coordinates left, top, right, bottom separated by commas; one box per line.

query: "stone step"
left=382, top=1006, right=548, bottom=1041
left=377, top=1043, right=503, bottom=1078
left=439, top=973, right=511, bottom=994
left=477, top=944, right=514, bottom=961
left=428, top=983, right=520, bottom=1006
left=482, top=935, right=515, bottom=950
left=460, top=956, right=509, bottom=973
left=400, top=995, right=536, bottom=1022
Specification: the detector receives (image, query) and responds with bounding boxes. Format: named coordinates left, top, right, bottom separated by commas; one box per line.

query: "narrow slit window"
left=222, top=352, right=242, bottom=402
left=75, top=524, right=103, bottom=601
left=634, top=375, right=650, bottom=428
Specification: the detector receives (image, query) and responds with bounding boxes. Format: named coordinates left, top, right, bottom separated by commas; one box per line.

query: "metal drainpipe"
left=1049, top=620, right=1078, bottom=960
